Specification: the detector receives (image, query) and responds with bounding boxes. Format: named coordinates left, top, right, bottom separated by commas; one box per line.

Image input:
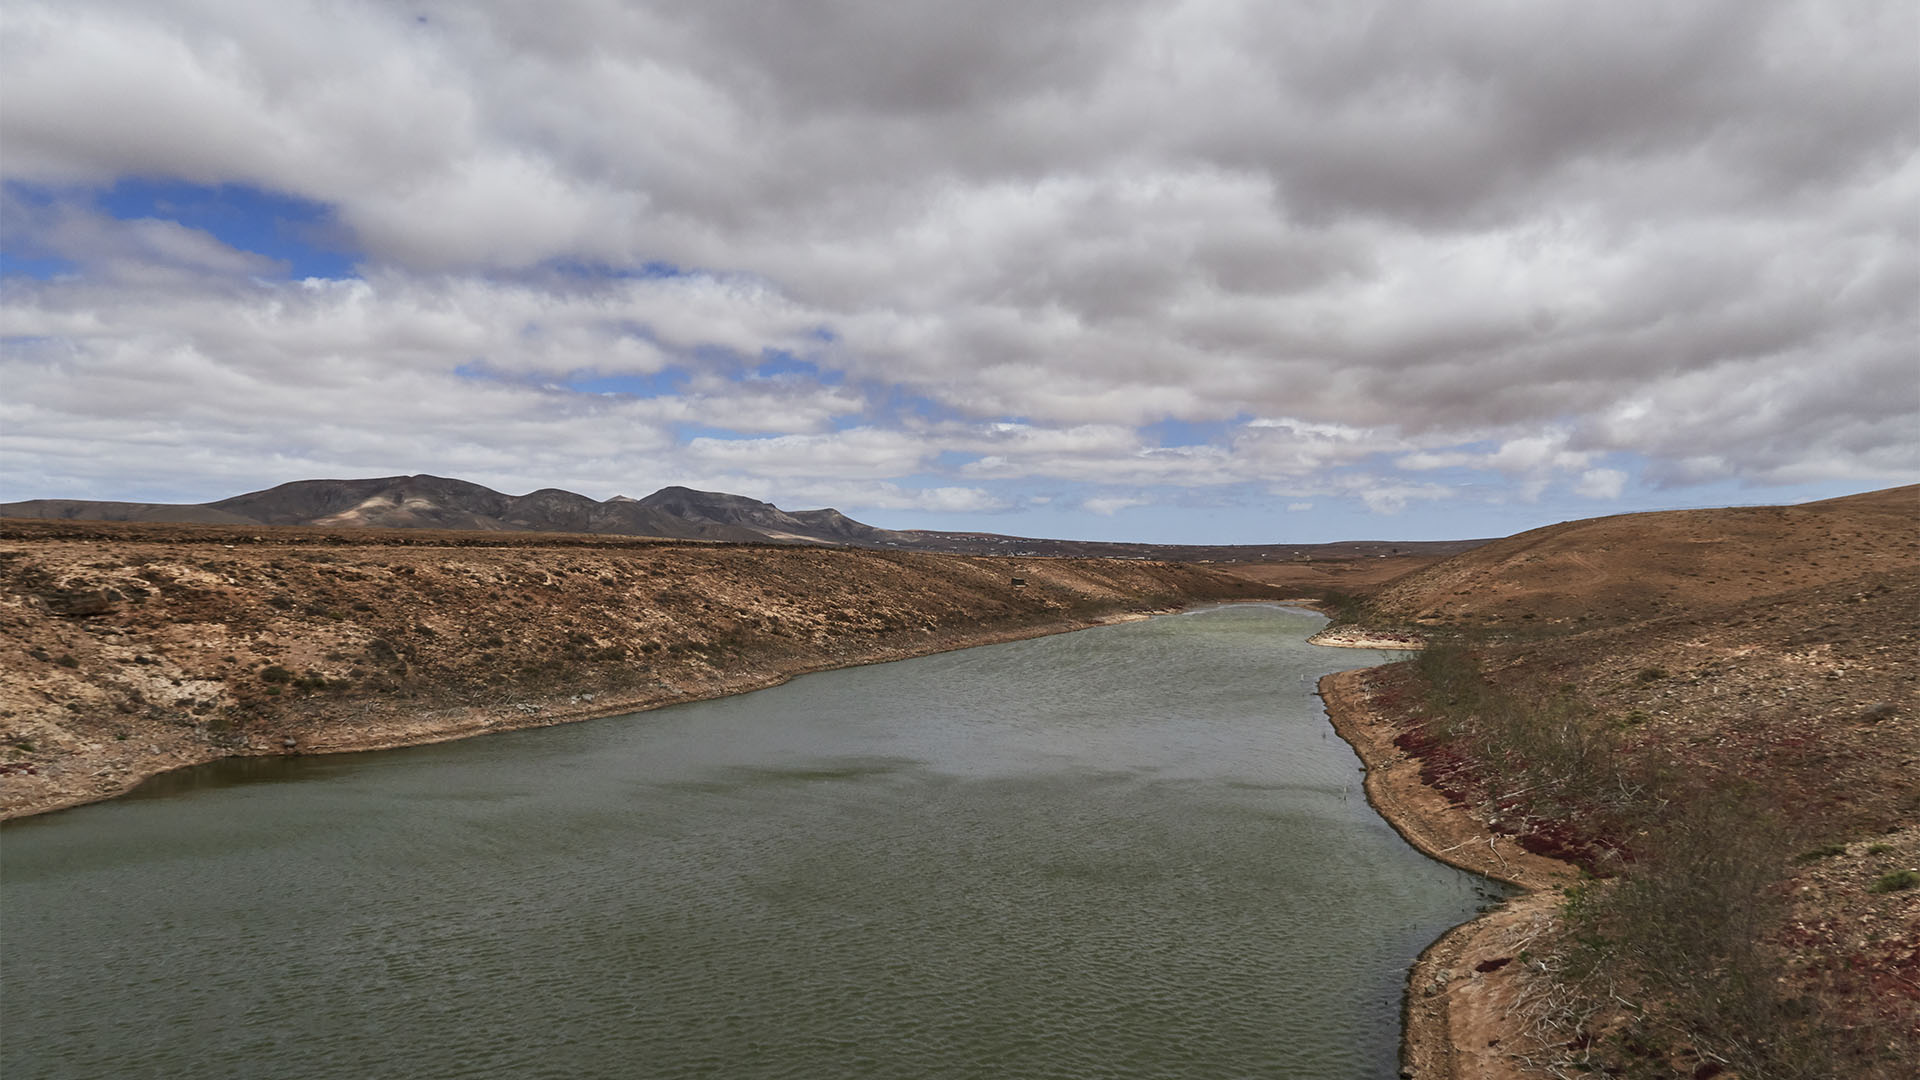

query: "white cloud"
left=1575, top=468, right=1628, bottom=500
left=3, top=0, right=1917, bottom=525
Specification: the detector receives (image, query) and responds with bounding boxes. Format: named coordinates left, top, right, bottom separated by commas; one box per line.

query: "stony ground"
left=0, top=521, right=1277, bottom=818
left=1339, top=486, right=1919, bottom=1077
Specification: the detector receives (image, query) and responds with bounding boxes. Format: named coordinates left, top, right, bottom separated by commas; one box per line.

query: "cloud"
left=1575, top=468, right=1628, bottom=500
left=1083, top=495, right=1148, bottom=516
left=2, top=0, right=1916, bottom=529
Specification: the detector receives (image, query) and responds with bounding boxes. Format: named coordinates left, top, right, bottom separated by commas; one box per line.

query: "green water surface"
left=1, top=604, right=1497, bottom=1079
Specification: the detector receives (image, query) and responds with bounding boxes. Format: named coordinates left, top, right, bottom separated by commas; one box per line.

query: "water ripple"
left=2, top=605, right=1493, bottom=1079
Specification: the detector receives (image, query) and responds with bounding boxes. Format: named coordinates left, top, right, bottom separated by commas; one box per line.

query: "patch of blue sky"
left=932, top=449, right=981, bottom=468
left=2, top=184, right=73, bottom=279
left=536, top=257, right=695, bottom=281
left=751, top=350, right=843, bottom=385
left=1612, top=464, right=1898, bottom=513
left=1141, top=414, right=1252, bottom=448
left=0, top=252, right=77, bottom=279
left=562, top=369, right=690, bottom=397
left=1382, top=461, right=1491, bottom=492
left=93, top=178, right=356, bottom=279
left=450, top=361, right=690, bottom=399
left=674, top=423, right=756, bottom=441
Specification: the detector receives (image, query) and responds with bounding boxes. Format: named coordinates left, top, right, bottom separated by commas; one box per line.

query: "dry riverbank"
left=1319, top=666, right=1578, bottom=1080
left=0, top=523, right=1279, bottom=819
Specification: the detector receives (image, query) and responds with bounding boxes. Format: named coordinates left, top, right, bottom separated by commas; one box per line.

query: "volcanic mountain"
left=1, top=475, right=1486, bottom=561
left=1, top=476, right=905, bottom=547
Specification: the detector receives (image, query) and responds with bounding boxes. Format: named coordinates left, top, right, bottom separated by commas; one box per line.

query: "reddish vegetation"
left=1342, top=485, right=1919, bottom=1077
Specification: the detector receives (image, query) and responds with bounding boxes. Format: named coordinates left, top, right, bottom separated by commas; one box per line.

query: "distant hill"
left=1364, top=483, right=1919, bottom=630
left=0, top=474, right=1487, bottom=561
left=0, top=476, right=867, bottom=547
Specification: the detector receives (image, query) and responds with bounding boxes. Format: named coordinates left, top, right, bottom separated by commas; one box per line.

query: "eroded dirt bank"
left=1320, top=666, right=1577, bottom=1080
left=0, top=523, right=1278, bottom=819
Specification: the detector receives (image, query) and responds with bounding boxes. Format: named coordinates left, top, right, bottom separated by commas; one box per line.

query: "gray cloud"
left=1, top=0, right=1915, bottom=521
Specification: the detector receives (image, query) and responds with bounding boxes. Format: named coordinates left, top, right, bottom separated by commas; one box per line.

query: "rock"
left=42, top=588, right=120, bottom=617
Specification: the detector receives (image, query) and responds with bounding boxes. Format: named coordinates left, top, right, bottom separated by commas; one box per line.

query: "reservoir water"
left=1, top=604, right=1496, bottom=1079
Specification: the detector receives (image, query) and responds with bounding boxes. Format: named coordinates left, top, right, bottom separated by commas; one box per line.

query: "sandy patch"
left=1309, top=628, right=1424, bottom=650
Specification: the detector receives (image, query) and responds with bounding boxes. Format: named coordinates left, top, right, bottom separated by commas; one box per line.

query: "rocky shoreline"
left=1318, top=665, right=1578, bottom=1080
left=0, top=528, right=1282, bottom=820
left=1307, top=628, right=1424, bottom=650
left=12, top=608, right=1160, bottom=820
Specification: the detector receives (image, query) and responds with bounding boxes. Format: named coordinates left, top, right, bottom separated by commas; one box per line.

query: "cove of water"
left=2, top=604, right=1498, bottom=1079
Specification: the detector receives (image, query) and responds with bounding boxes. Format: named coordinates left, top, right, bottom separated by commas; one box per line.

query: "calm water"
left=1, top=604, right=1496, bottom=1079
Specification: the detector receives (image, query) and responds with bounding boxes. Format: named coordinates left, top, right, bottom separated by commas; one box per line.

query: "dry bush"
left=1410, top=643, right=1910, bottom=1078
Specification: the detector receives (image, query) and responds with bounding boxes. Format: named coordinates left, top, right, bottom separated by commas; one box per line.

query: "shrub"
left=1869, top=870, right=1918, bottom=894
left=1318, top=589, right=1369, bottom=626
left=1566, top=794, right=1828, bottom=1078
left=1795, top=843, right=1848, bottom=863
left=260, top=665, right=294, bottom=684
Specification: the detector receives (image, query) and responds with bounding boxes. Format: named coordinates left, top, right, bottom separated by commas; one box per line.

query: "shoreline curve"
left=4, top=608, right=1170, bottom=822
left=1318, top=665, right=1577, bottom=1080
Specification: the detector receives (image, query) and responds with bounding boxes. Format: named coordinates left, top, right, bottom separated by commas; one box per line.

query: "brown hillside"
left=0, top=522, right=1278, bottom=819
left=1366, top=484, right=1920, bottom=631
left=1214, top=553, right=1454, bottom=597
left=1331, top=485, right=1920, bottom=1077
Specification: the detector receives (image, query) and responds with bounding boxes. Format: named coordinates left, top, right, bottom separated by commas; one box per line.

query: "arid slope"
left=1328, top=485, right=1919, bottom=1077
left=1365, top=484, right=1918, bottom=632
left=0, top=521, right=1277, bottom=818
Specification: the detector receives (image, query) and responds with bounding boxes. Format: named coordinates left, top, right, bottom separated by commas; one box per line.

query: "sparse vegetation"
left=1564, top=794, right=1833, bottom=1079
left=1318, top=589, right=1369, bottom=626
left=1343, top=486, right=1920, bottom=1078
left=1868, top=870, right=1918, bottom=894
left=1388, top=614, right=1918, bottom=1077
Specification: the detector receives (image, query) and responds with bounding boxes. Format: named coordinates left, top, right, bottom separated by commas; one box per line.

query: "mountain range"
left=0, top=474, right=1486, bottom=560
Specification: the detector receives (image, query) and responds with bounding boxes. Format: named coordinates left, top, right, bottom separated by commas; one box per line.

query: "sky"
left=1, top=0, right=1915, bottom=544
